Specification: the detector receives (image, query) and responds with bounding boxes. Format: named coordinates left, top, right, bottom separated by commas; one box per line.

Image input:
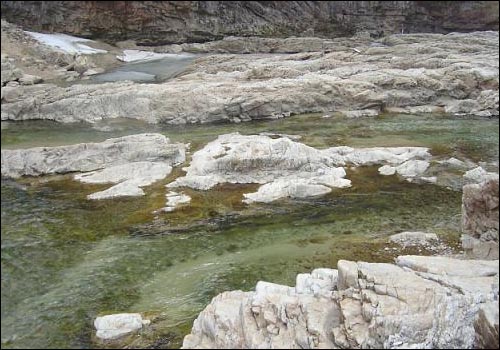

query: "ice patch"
left=25, top=31, right=107, bottom=54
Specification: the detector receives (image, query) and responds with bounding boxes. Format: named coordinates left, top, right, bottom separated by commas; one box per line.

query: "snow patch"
left=25, top=31, right=107, bottom=54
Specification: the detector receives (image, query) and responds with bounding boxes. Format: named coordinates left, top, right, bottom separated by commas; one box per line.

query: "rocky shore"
left=1, top=3, right=498, bottom=348
left=182, top=178, right=499, bottom=349
left=2, top=22, right=499, bottom=124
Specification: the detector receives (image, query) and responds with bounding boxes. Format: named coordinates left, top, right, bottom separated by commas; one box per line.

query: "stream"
left=1, top=113, right=498, bottom=348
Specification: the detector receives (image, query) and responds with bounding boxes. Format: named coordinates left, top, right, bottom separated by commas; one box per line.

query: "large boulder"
left=182, top=255, right=499, bottom=349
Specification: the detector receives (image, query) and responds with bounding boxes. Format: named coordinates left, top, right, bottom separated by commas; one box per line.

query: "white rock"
left=242, top=171, right=351, bottom=203
left=162, top=191, right=192, bottom=212
left=1, top=133, right=185, bottom=178
left=389, top=231, right=439, bottom=247
left=168, top=133, right=432, bottom=203
left=168, top=133, right=339, bottom=190
left=378, top=165, right=396, bottom=175
left=183, top=255, right=499, bottom=349
left=94, top=313, right=149, bottom=340
left=464, top=166, right=499, bottom=184
left=4, top=31, right=499, bottom=124
left=83, top=68, right=105, bottom=76
left=75, top=162, right=173, bottom=200
left=19, top=74, right=43, bottom=85
left=395, top=159, right=430, bottom=177
left=339, top=109, right=379, bottom=118
left=327, top=146, right=431, bottom=166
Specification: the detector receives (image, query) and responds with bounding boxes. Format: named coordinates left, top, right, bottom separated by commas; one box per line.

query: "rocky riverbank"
left=2, top=24, right=498, bottom=124
left=181, top=176, right=499, bottom=349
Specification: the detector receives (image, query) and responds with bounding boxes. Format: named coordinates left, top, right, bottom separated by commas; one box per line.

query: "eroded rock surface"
left=2, top=1, right=497, bottom=44
left=2, top=32, right=498, bottom=123
left=389, top=231, right=438, bottom=247
left=182, top=255, right=499, bottom=349
left=1, top=133, right=185, bottom=178
left=462, top=177, right=499, bottom=259
left=168, top=133, right=433, bottom=203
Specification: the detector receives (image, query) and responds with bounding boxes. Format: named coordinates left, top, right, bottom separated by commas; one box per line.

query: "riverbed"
left=1, top=113, right=498, bottom=348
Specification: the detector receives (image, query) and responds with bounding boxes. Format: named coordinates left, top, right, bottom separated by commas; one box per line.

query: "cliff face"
left=0, top=1, right=498, bottom=45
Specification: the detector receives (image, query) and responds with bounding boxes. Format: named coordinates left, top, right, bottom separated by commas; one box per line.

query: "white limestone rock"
left=94, top=313, right=149, bottom=340
left=378, top=165, right=396, bottom=175
left=183, top=255, right=499, bottom=349
left=162, top=191, right=191, bottom=212
left=395, top=159, right=430, bottom=178
left=463, top=166, right=499, bottom=184
left=4, top=32, right=498, bottom=124
left=168, top=133, right=432, bottom=203
left=1, top=133, right=185, bottom=178
left=242, top=169, right=351, bottom=203
left=75, top=161, right=173, bottom=200
left=18, top=74, right=43, bottom=85
left=326, top=146, right=431, bottom=166
left=389, top=231, right=439, bottom=247
left=168, top=133, right=337, bottom=190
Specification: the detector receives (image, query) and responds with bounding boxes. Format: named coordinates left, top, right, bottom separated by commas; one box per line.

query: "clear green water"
left=1, top=114, right=498, bottom=348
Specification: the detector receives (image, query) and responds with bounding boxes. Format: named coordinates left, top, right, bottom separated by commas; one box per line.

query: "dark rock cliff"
left=1, top=1, right=498, bottom=45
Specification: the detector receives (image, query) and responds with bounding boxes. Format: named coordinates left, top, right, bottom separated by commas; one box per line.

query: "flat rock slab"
left=1, top=133, right=185, bottom=178
left=75, top=161, right=173, bottom=200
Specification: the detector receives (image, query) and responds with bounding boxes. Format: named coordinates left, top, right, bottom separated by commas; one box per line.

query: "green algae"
left=1, top=113, right=498, bottom=348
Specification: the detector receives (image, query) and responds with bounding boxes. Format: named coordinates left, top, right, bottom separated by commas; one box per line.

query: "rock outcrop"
left=1, top=1, right=498, bottom=45
left=168, top=133, right=433, bottom=203
left=182, top=255, right=499, bottom=349
left=1, top=133, right=186, bottom=178
left=2, top=31, right=498, bottom=124
left=462, top=177, right=499, bottom=259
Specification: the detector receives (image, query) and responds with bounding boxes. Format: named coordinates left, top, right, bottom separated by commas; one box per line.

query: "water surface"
left=1, top=113, right=498, bottom=348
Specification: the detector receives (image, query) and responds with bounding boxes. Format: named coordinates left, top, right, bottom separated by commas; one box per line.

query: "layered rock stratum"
left=1, top=1, right=498, bottom=44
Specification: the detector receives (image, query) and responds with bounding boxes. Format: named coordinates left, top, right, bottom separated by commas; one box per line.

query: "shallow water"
left=90, top=55, right=197, bottom=83
left=1, top=113, right=498, bottom=348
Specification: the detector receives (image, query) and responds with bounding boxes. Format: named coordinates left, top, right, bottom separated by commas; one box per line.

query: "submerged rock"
left=1, top=133, right=185, bottom=178
left=94, top=313, right=150, bottom=340
left=182, top=255, right=499, bottom=349
left=389, top=231, right=439, bottom=247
